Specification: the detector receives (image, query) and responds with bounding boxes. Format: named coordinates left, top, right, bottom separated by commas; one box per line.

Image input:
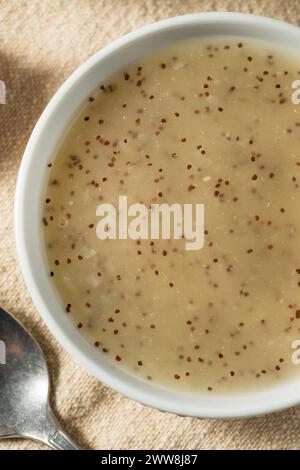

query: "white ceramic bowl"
left=15, top=12, right=300, bottom=418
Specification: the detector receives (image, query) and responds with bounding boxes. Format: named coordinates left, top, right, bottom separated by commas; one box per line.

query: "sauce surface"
left=43, top=38, right=300, bottom=394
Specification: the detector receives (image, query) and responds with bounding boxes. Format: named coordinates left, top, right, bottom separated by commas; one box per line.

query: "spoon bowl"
left=0, top=307, right=80, bottom=449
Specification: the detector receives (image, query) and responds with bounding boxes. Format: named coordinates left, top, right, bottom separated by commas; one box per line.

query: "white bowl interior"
left=15, top=12, right=300, bottom=418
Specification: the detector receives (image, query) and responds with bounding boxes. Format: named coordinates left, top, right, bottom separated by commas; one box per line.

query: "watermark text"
left=0, top=80, right=6, bottom=104
left=0, top=340, right=6, bottom=365
left=96, top=196, right=205, bottom=251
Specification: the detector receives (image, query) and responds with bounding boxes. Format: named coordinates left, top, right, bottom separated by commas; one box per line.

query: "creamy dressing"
left=43, top=38, right=300, bottom=394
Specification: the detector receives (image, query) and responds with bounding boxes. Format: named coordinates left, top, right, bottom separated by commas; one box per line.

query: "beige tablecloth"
left=1, top=0, right=300, bottom=450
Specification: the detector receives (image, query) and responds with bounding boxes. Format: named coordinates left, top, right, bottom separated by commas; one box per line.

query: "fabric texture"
left=1, top=0, right=300, bottom=450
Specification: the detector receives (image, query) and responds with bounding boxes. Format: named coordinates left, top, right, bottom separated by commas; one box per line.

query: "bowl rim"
left=14, top=11, right=300, bottom=418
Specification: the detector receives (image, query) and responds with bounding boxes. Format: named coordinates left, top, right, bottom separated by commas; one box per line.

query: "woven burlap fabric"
left=1, top=0, right=300, bottom=450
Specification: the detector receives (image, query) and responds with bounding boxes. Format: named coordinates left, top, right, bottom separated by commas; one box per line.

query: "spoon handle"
left=47, top=428, right=81, bottom=450
left=39, top=406, right=81, bottom=450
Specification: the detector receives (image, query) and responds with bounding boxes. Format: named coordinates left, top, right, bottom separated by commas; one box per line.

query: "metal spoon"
left=0, top=306, right=81, bottom=449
